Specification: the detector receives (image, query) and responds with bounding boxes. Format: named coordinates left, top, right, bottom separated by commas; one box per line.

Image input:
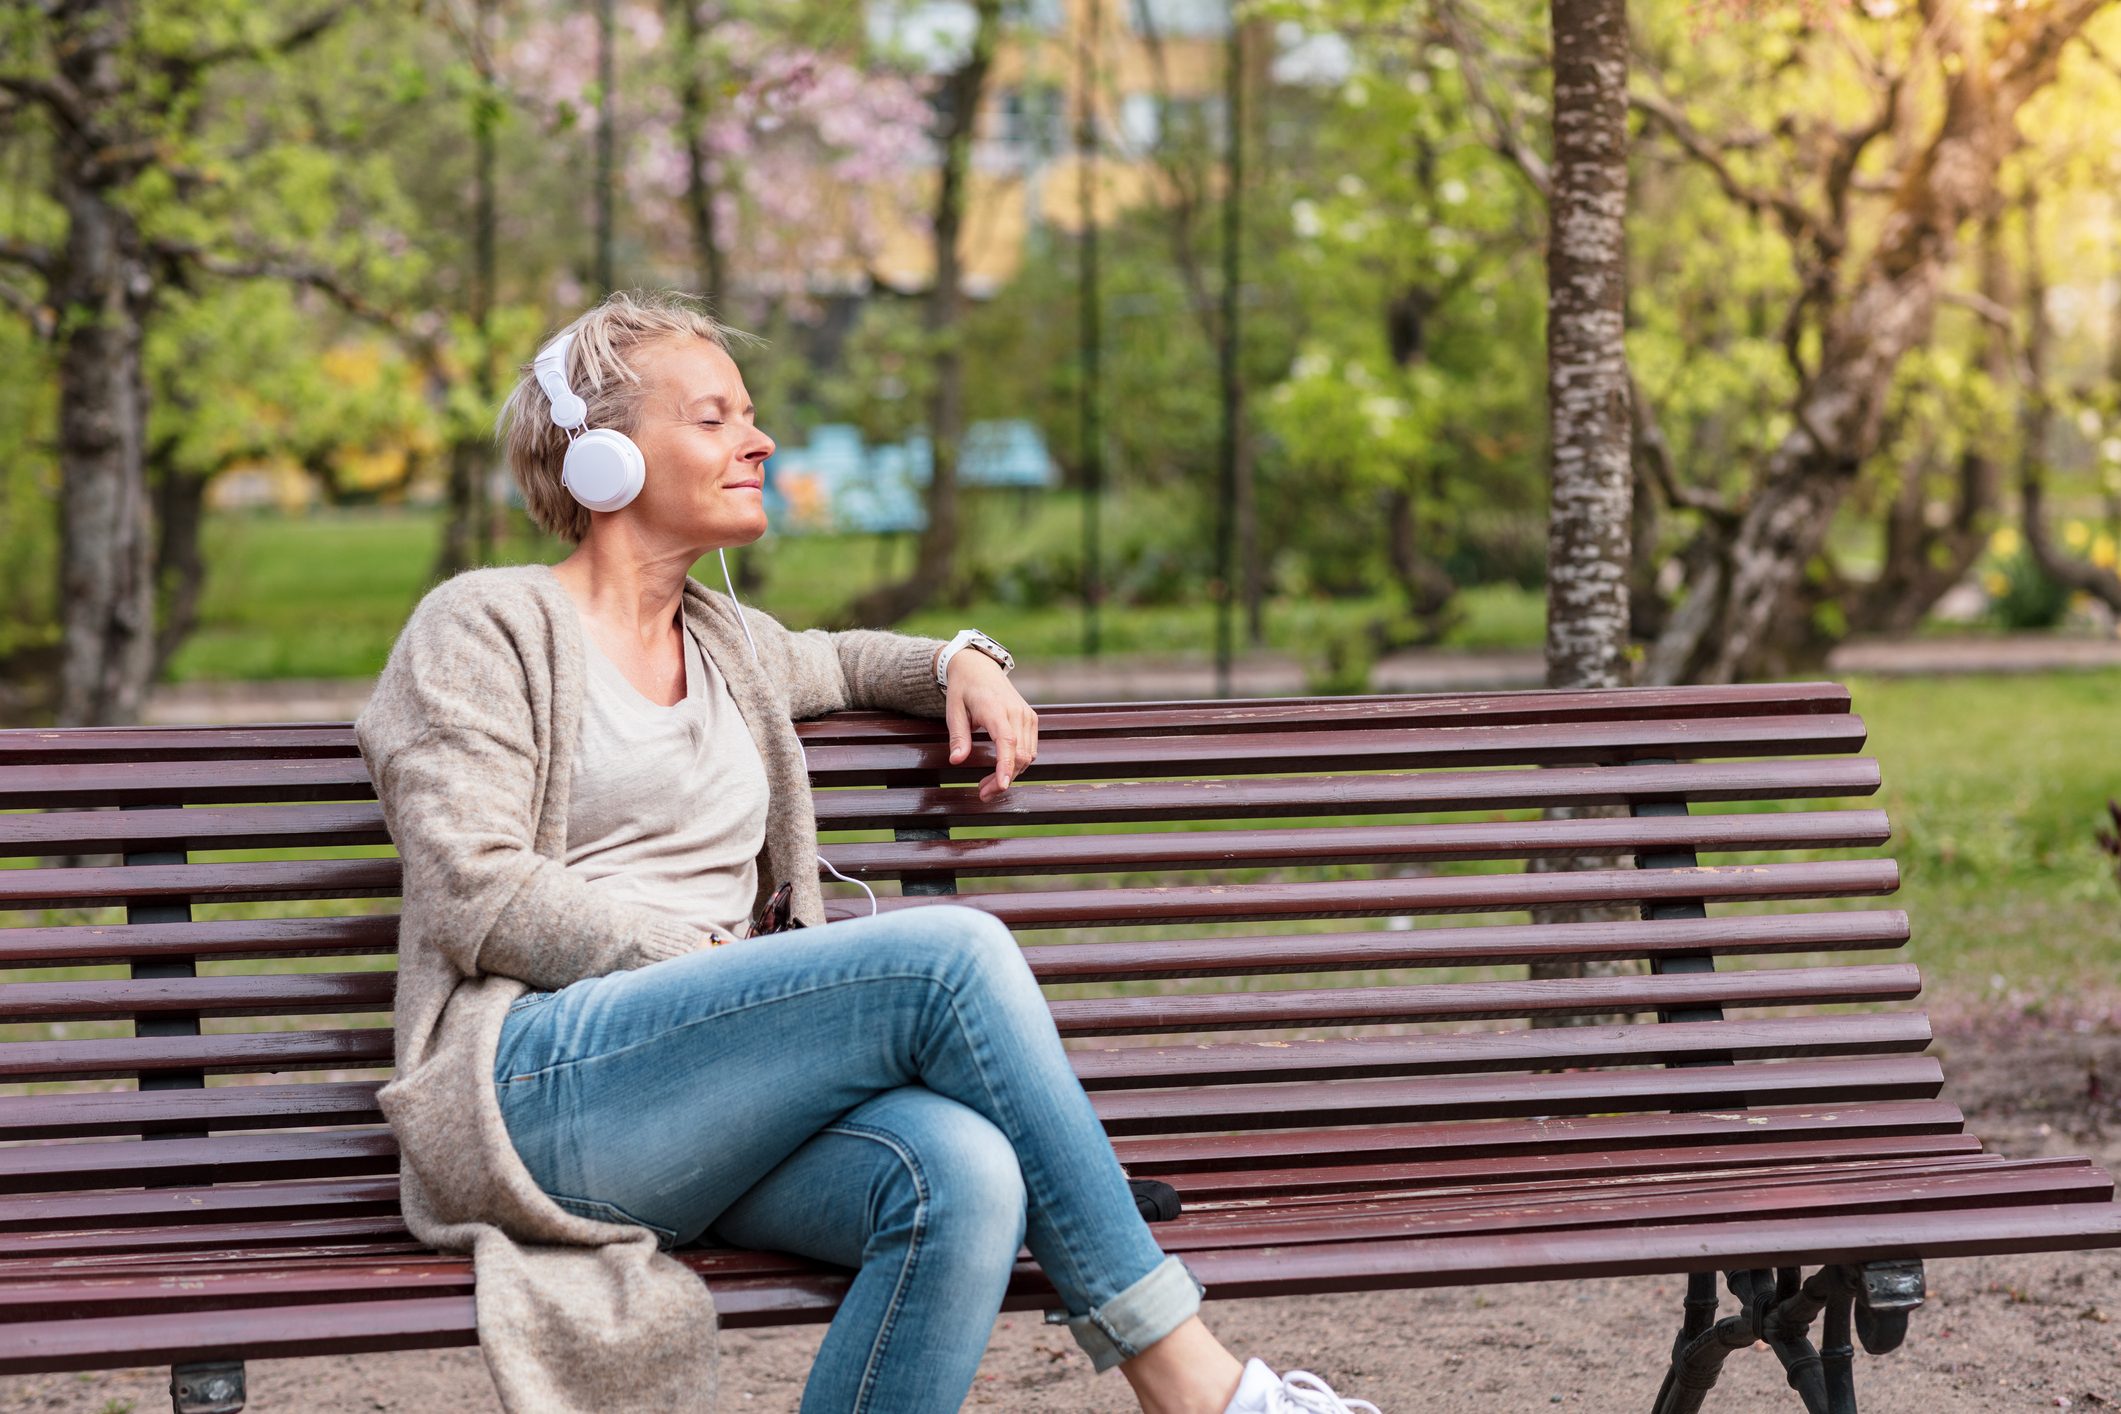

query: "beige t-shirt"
left=564, top=616, right=771, bottom=939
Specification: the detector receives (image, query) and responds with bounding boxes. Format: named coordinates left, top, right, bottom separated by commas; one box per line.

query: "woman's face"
left=620, top=336, right=777, bottom=553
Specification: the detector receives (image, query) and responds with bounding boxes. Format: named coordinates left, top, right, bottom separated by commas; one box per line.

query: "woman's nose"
left=743, top=428, right=775, bottom=463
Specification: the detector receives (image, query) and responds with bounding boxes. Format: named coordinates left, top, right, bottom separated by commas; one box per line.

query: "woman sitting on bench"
left=354, top=290, right=1382, bottom=1414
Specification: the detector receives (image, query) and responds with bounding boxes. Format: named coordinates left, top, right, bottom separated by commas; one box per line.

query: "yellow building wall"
left=864, top=0, right=1225, bottom=294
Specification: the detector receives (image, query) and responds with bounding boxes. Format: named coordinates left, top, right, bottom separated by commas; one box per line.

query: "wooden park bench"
left=1, top=680, right=2116, bottom=1414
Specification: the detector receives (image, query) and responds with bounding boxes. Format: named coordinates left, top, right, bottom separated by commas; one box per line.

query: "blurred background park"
left=2, top=4, right=2117, bottom=966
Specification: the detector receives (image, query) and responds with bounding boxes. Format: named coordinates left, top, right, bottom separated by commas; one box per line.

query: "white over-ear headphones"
left=536, top=330, right=647, bottom=513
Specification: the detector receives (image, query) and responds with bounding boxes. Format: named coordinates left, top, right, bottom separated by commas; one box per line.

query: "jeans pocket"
left=545, top=1191, right=680, bottom=1253
left=507, top=989, right=552, bottom=1014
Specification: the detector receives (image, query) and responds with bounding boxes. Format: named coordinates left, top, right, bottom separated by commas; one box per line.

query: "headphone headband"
left=534, top=332, right=588, bottom=432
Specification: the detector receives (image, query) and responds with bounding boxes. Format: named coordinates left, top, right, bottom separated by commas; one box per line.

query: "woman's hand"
left=943, top=651, right=1038, bottom=802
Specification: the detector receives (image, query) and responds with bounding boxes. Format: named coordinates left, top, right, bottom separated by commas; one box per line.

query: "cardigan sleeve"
left=730, top=601, right=950, bottom=721
left=356, top=583, right=719, bottom=990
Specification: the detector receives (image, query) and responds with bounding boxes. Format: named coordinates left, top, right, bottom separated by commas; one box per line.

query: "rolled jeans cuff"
left=1043, top=1253, right=1206, bottom=1374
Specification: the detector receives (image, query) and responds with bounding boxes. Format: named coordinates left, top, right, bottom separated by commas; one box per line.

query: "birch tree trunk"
left=1542, top=0, right=1633, bottom=694
left=1530, top=0, right=1634, bottom=1020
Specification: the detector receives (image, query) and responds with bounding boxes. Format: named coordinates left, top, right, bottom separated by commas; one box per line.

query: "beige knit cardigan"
left=354, top=563, right=949, bottom=1413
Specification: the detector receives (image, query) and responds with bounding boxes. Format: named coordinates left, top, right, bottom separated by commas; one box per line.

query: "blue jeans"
left=492, top=902, right=1204, bottom=1412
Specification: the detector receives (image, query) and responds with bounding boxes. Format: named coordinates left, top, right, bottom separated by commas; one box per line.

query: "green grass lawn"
left=162, top=501, right=1546, bottom=682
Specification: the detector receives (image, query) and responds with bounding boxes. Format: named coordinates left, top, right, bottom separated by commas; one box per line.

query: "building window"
left=1129, top=0, right=1229, bottom=39
left=996, top=84, right=1066, bottom=158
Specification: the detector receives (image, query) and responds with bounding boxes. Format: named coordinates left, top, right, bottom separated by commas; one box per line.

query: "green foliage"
left=1991, top=550, right=2073, bottom=631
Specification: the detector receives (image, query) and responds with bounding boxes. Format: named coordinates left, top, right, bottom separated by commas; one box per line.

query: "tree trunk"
left=840, top=0, right=1001, bottom=628
left=1541, top=0, right=1633, bottom=693
left=1381, top=484, right=1459, bottom=643
left=2019, top=186, right=2121, bottom=611
left=1530, top=0, right=1635, bottom=1023
left=150, top=450, right=211, bottom=684
left=434, top=0, right=501, bottom=582
left=52, top=1, right=157, bottom=728
left=1643, top=1, right=2102, bottom=683
left=1847, top=208, right=2012, bottom=636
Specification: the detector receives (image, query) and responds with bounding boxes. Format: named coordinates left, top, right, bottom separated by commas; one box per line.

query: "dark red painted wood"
left=1084, top=1055, right=1943, bottom=1136
left=1107, top=1100, right=1974, bottom=1173
left=1065, top=1013, right=1933, bottom=1089
left=796, top=713, right=1873, bottom=787
left=842, top=861, right=1901, bottom=931
left=0, top=915, right=401, bottom=970
left=1047, top=964, right=1921, bottom=1037
left=0, top=973, right=394, bottom=1024
left=0, top=1083, right=385, bottom=1140
left=818, top=810, right=1892, bottom=880
left=806, top=758, right=1886, bottom=830
left=1021, top=910, right=1912, bottom=983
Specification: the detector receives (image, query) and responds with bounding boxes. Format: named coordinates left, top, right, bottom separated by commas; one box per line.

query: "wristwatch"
left=935, top=628, right=1014, bottom=692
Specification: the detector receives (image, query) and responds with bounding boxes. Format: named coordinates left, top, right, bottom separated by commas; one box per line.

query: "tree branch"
left=0, top=276, right=54, bottom=339
left=0, top=237, right=54, bottom=275
left=1628, top=85, right=1833, bottom=253
left=154, top=238, right=408, bottom=336
left=1435, top=0, right=1549, bottom=199
left=163, top=5, right=354, bottom=90
left=0, top=71, right=92, bottom=143
left=1631, top=373, right=1740, bottom=524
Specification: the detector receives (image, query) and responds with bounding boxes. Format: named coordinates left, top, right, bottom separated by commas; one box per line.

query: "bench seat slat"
left=1022, top=910, right=1912, bottom=982
left=850, top=862, right=1902, bottom=931
left=1086, top=1055, right=1944, bottom=1135
left=791, top=683, right=1859, bottom=743
left=2, top=1157, right=2086, bottom=1266
left=0, top=1178, right=404, bottom=1231
left=1, top=1096, right=1973, bottom=1177
left=1066, top=1013, right=1934, bottom=1087
left=810, top=759, right=1887, bottom=830
left=68, top=802, right=1877, bottom=884
left=1172, top=1133, right=1989, bottom=1200
left=818, top=810, right=1892, bottom=880
left=0, top=916, right=400, bottom=970
left=0, top=908, right=1912, bottom=976
left=6, top=1200, right=2120, bottom=1375
left=0, top=1141, right=1985, bottom=1235
left=1110, top=1099, right=1972, bottom=1171
left=0, top=856, right=1901, bottom=916
left=0, top=713, right=1870, bottom=811
left=0, top=1030, right=394, bottom=1083
left=0, top=1082, right=386, bottom=1140
left=0, top=757, right=1888, bottom=827
left=0, top=973, right=394, bottom=1024
left=0, top=965, right=1918, bottom=1076
left=0, top=1015, right=1929, bottom=1140
left=796, top=714, right=1875, bottom=786
left=1047, top=964, right=1922, bottom=1036
left=0, top=683, right=1856, bottom=766
left=1152, top=1163, right=2117, bottom=1251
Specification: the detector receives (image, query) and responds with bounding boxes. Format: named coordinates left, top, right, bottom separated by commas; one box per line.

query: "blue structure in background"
left=763, top=419, right=1056, bottom=533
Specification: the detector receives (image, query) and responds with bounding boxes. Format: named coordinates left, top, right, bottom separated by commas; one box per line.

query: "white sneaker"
left=1221, top=1356, right=1383, bottom=1414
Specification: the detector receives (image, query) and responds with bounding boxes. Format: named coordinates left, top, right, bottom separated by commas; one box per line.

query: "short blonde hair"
left=498, top=290, right=755, bottom=544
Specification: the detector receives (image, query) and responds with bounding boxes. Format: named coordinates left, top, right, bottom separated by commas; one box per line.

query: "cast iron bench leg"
left=171, top=1362, right=247, bottom=1414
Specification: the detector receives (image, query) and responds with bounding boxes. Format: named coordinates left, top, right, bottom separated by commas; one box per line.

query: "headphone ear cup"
left=562, top=429, right=646, bottom=512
